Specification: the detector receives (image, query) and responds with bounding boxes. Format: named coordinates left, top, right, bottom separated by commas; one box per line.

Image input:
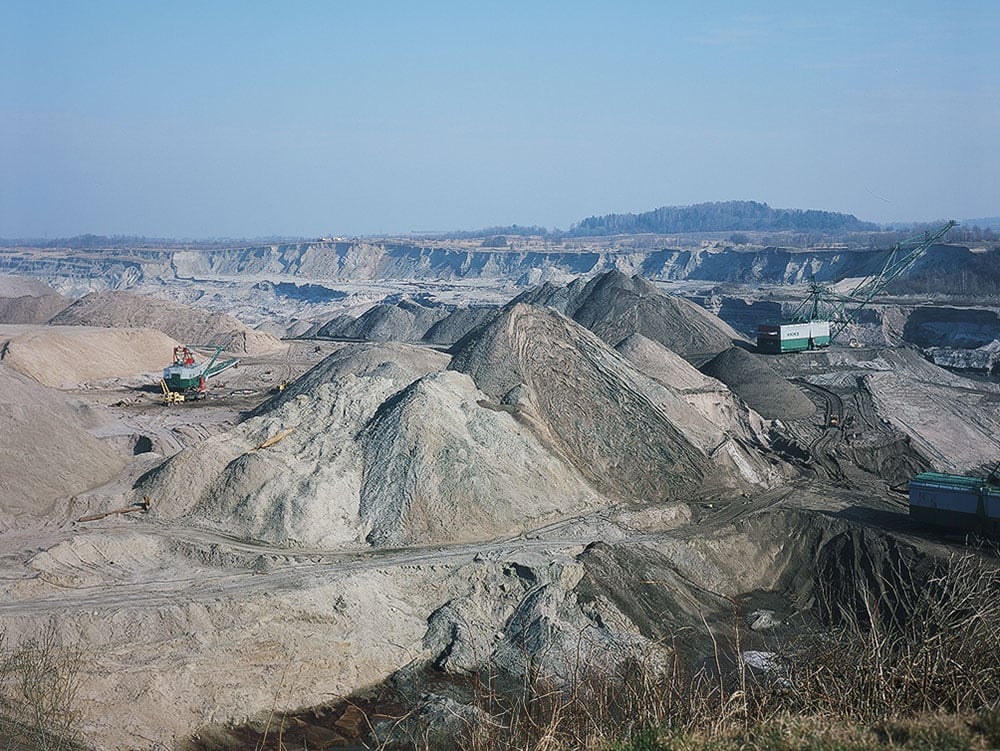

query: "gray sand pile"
left=359, top=370, right=604, bottom=546
left=318, top=298, right=449, bottom=342
left=0, top=364, right=124, bottom=519
left=450, top=303, right=774, bottom=500
left=516, top=270, right=742, bottom=361
left=616, top=333, right=721, bottom=392
left=615, top=333, right=769, bottom=431
left=49, top=290, right=282, bottom=355
left=263, top=340, right=452, bottom=411
left=1, top=325, right=180, bottom=388
left=699, top=347, right=815, bottom=420
left=0, top=293, right=71, bottom=324
left=422, top=306, right=498, bottom=345
left=0, top=275, right=57, bottom=298
left=138, top=340, right=603, bottom=547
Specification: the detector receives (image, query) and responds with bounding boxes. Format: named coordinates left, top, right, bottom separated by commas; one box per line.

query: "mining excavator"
left=757, top=220, right=958, bottom=353
left=160, top=345, right=238, bottom=404
left=909, top=460, right=1000, bottom=537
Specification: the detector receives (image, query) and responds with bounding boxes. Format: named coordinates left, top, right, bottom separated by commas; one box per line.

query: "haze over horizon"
left=2, top=1, right=997, bottom=239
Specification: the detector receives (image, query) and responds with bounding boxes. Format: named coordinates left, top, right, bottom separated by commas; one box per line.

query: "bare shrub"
left=0, top=623, right=84, bottom=751
left=785, top=548, right=1000, bottom=721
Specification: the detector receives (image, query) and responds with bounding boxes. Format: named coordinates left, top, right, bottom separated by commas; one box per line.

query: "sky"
left=1, top=1, right=997, bottom=238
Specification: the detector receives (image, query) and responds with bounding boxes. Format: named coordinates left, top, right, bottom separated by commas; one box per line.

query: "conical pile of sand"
left=318, top=298, right=449, bottom=342
left=137, top=339, right=604, bottom=547
left=615, top=333, right=721, bottom=392
left=49, top=290, right=283, bottom=355
left=359, top=370, right=604, bottom=546
left=699, top=347, right=815, bottom=420
left=450, top=303, right=773, bottom=500
left=422, top=306, right=497, bottom=345
left=516, top=270, right=742, bottom=361
left=0, top=275, right=58, bottom=298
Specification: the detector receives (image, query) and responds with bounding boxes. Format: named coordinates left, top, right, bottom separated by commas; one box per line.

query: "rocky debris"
left=0, top=292, right=71, bottom=324
left=49, top=290, right=283, bottom=355
left=700, top=347, right=816, bottom=421
left=0, top=325, right=180, bottom=388
left=516, top=270, right=743, bottom=361
left=925, top=340, right=1000, bottom=374
left=0, top=364, right=124, bottom=520
left=901, top=306, right=1000, bottom=349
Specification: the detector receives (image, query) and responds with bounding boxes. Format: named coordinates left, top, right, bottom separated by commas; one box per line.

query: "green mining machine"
left=161, top=345, right=238, bottom=401
left=756, top=220, right=957, bottom=354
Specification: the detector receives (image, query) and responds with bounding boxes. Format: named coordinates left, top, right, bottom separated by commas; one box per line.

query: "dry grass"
left=360, top=548, right=1000, bottom=751
left=0, top=622, right=85, bottom=751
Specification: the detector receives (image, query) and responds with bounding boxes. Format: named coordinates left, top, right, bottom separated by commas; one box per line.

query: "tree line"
left=568, top=200, right=879, bottom=236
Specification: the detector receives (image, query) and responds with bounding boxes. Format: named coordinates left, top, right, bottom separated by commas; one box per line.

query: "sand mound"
left=699, top=347, right=815, bottom=420
left=262, top=341, right=451, bottom=412
left=0, top=293, right=71, bottom=324
left=0, top=364, right=124, bottom=519
left=516, top=270, right=742, bottom=361
left=616, top=333, right=721, bottom=392
left=139, top=340, right=604, bottom=547
left=1, top=325, right=180, bottom=388
left=422, top=306, right=498, bottom=345
left=0, top=275, right=58, bottom=297
left=49, top=290, right=282, bottom=355
left=450, top=303, right=774, bottom=500
left=360, top=370, right=604, bottom=546
left=137, top=343, right=451, bottom=545
left=318, top=298, right=449, bottom=342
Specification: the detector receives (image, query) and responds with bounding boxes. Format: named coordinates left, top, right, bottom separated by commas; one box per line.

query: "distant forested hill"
left=568, top=200, right=878, bottom=236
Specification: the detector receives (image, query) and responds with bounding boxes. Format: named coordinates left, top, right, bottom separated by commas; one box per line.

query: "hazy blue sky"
left=1, top=1, right=997, bottom=238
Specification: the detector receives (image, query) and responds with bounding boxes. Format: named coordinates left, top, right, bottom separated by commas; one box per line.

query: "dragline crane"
left=756, top=220, right=957, bottom=353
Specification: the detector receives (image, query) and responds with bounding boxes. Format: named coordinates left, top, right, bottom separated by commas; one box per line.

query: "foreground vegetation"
left=192, top=546, right=1000, bottom=751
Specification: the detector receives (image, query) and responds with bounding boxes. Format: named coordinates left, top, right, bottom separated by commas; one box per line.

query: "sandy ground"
left=0, top=277, right=998, bottom=749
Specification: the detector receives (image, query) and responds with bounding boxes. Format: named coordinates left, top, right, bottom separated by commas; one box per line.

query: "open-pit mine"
left=0, top=229, right=998, bottom=750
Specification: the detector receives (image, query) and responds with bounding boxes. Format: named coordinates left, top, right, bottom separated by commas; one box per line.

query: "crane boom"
left=828, top=219, right=957, bottom=337
left=757, top=220, right=958, bottom=353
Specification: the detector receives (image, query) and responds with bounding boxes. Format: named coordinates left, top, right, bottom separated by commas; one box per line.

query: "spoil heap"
left=615, top=333, right=722, bottom=392
left=137, top=340, right=605, bottom=547
left=422, top=306, right=497, bottom=345
left=0, top=293, right=70, bottom=324
left=50, top=290, right=282, bottom=355
left=700, top=346, right=816, bottom=421
left=449, top=303, right=774, bottom=500
left=515, top=270, right=742, bottom=361
left=318, top=298, right=449, bottom=342
left=1, top=325, right=180, bottom=388
left=0, top=275, right=57, bottom=298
